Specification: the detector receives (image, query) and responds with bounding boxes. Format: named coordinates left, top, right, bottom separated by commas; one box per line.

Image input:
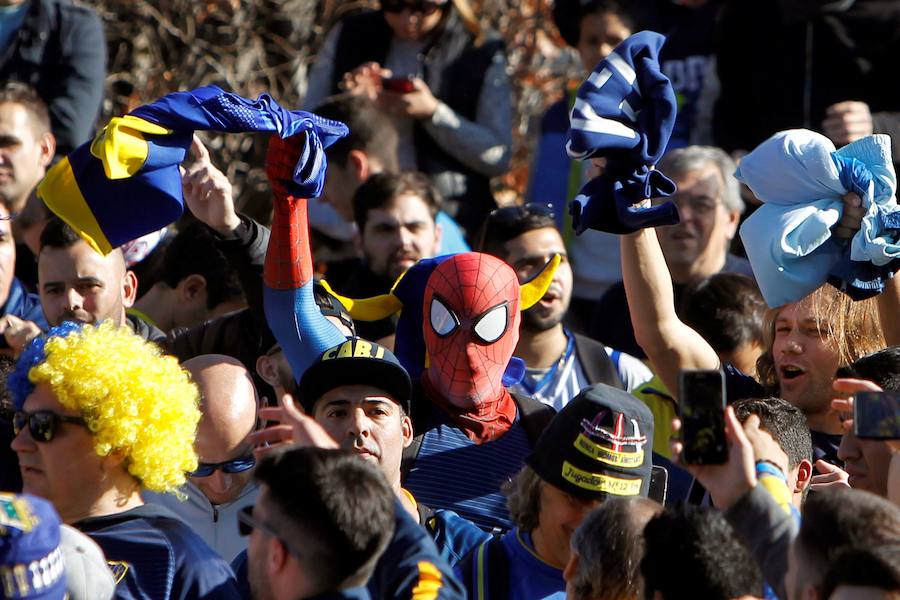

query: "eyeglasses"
left=189, top=455, right=256, bottom=478
left=13, top=410, right=88, bottom=443
left=237, top=506, right=301, bottom=557
left=651, top=195, right=722, bottom=217
left=479, top=203, right=556, bottom=250
left=381, top=0, right=447, bottom=15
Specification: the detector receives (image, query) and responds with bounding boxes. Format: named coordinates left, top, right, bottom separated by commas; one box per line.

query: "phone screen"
left=679, top=370, right=727, bottom=465
left=648, top=465, right=668, bottom=505
left=382, top=76, right=415, bottom=93
left=854, top=391, right=900, bottom=440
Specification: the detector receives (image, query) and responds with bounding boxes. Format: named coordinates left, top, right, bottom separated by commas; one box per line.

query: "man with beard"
left=479, top=204, right=650, bottom=409
left=36, top=217, right=165, bottom=343
left=328, top=171, right=442, bottom=344
left=242, top=447, right=396, bottom=600
left=309, top=94, right=467, bottom=280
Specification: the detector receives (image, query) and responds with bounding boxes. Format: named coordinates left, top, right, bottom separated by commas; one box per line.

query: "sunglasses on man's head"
left=189, top=455, right=256, bottom=478
left=479, top=202, right=556, bottom=249
left=487, top=203, right=555, bottom=225
left=13, top=410, right=88, bottom=443
left=381, top=0, right=447, bottom=15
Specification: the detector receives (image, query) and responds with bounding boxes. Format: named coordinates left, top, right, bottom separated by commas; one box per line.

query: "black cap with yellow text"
left=298, top=337, right=412, bottom=415
left=527, top=383, right=654, bottom=500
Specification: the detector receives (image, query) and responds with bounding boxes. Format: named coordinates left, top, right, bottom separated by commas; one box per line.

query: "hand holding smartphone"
left=853, top=391, right=900, bottom=440
left=382, top=76, right=416, bottom=94
left=679, top=369, right=728, bottom=465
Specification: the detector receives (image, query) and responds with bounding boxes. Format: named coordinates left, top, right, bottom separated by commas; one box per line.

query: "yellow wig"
left=26, top=322, right=200, bottom=493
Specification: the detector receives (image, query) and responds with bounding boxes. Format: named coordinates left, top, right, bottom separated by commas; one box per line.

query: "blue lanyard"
left=520, top=330, right=575, bottom=396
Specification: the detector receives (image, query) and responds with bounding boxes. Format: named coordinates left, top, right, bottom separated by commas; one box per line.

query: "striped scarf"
left=566, top=31, right=680, bottom=235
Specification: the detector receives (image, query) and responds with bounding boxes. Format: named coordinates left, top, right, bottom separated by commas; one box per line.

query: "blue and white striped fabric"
left=565, top=31, right=679, bottom=235
left=737, top=129, right=900, bottom=307
left=404, top=406, right=533, bottom=533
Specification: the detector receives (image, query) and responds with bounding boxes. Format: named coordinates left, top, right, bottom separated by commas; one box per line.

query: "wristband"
left=755, top=459, right=787, bottom=481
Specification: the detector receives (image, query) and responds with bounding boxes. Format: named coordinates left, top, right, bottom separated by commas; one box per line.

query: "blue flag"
left=38, top=86, right=348, bottom=255
left=566, top=31, right=679, bottom=235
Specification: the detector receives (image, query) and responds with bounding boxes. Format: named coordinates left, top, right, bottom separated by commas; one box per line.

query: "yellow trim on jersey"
left=410, top=561, right=442, bottom=600
left=632, top=375, right=678, bottom=459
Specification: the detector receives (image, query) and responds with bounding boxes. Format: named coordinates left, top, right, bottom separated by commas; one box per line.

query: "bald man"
left=144, top=354, right=260, bottom=561
left=38, top=217, right=167, bottom=343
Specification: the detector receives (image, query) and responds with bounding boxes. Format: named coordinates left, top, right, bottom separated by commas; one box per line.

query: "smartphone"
left=679, top=369, right=728, bottom=465
left=648, top=465, right=669, bottom=505
left=382, top=76, right=415, bottom=93
left=854, top=391, right=900, bottom=440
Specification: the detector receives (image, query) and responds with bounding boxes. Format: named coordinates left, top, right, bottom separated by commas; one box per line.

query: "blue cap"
left=0, top=493, right=66, bottom=599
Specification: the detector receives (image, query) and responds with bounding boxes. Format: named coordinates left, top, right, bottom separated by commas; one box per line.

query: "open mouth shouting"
left=779, top=364, right=806, bottom=381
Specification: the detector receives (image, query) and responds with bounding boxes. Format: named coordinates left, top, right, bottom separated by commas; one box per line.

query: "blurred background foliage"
left=95, top=0, right=582, bottom=220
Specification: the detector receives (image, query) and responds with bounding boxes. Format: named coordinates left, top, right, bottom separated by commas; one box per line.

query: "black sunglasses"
left=381, top=0, right=447, bottom=15
left=13, top=410, right=88, bottom=442
left=189, top=455, right=256, bottom=478
left=238, top=506, right=301, bottom=557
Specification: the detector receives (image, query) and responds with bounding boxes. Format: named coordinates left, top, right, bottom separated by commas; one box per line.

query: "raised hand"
left=249, top=393, right=338, bottom=460
left=340, top=61, right=384, bottom=101
left=832, top=192, right=866, bottom=240
left=181, top=134, right=240, bottom=236
left=0, top=315, right=42, bottom=357
left=809, top=459, right=851, bottom=492
left=670, top=406, right=757, bottom=510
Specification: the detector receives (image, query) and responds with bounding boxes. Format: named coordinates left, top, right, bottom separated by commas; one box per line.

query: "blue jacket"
left=0, top=277, right=47, bottom=348
left=75, top=504, right=241, bottom=600
left=231, top=499, right=465, bottom=600
left=456, top=529, right=565, bottom=600
left=422, top=507, right=491, bottom=567
left=368, top=499, right=465, bottom=599
left=0, top=0, right=106, bottom=153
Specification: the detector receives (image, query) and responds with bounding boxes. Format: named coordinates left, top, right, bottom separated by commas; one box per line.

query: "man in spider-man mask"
left=400, top=253, right=558, bottom=532
left=328, top=250, right=559, bottom=533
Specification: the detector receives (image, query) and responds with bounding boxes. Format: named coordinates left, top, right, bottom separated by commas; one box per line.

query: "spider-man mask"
left=423, top=253, right=521, bottom=410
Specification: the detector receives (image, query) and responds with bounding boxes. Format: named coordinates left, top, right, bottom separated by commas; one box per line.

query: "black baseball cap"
left=527, top=383, right=654, bottom=499
left=297, top=337, right=412, bottom=415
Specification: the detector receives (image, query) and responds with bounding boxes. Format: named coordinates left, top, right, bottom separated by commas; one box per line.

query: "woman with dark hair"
left=303, top=0, right=512, bottom=241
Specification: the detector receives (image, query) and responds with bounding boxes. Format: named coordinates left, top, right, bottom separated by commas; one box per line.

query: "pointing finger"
left=191, top=134, right=210, bottom=163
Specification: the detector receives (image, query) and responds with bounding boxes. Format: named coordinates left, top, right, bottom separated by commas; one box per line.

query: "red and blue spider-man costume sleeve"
left=263, top=134, right=346, bottom=384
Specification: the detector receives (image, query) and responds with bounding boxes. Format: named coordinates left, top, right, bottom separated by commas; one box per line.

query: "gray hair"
left=569, top=497, right=663, bottom=600
left=659, top=145, right=744, bottom=214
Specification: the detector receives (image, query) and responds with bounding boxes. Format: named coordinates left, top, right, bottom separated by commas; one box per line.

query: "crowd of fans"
left=0, top=0, right=898, bottom=599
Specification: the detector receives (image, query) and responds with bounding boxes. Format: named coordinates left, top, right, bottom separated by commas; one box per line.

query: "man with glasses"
left=479, top=203, right=652, bottom=408
left=8, top=321, right=241, bottom=598
left=240, top=446, right=395, bottom=600
left=145, top=354, right=261, bottom=561
left=591, top=145, right=754, bottom=357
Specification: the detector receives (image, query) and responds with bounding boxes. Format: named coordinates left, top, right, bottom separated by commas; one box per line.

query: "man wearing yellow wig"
left=8, top=320, right=242, bottom=599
